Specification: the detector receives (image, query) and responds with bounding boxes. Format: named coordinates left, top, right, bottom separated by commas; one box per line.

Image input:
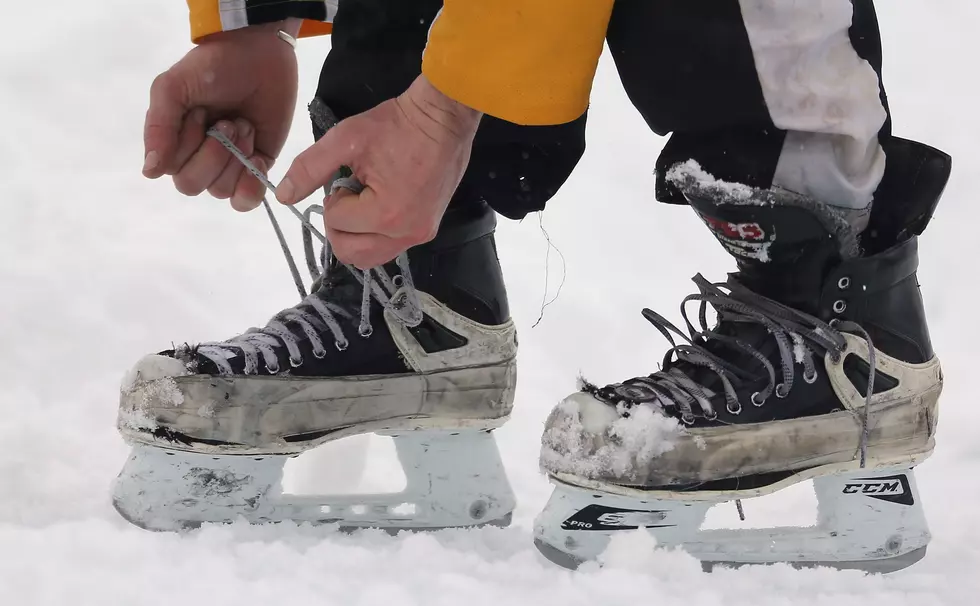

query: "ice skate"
left=534, top=137, right=950, bottom=573
left=112, top=188, right=518, bottom=533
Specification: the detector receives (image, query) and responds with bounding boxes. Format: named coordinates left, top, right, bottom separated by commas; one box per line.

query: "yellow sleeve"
left=186, top=0, right=333, bottom=42
left=421, top=0, right=614, bottom=126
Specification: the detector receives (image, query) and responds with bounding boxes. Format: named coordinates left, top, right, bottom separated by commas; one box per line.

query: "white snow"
left=126, top=376, right=184, bottom=409
left=540, top=394, right=683, bottom=480
left=120, top=354, right=190, bottom=392
left=665, top=159, right=759, bottom=202
left=792, top=333, right=807, bottom=364
left=2, top=1, right=980, bottom=604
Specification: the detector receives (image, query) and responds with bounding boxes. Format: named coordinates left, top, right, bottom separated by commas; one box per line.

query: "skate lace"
left=190, top=128, right=423, bottom=376
left=588, top=273, right=877, bottom=466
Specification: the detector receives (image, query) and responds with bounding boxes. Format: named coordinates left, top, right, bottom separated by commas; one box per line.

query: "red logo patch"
left=701, top=216, right=765, bottom=241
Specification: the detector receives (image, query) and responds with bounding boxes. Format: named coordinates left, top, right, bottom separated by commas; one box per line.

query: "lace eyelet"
left=751, top=392, right=765, bottom=407
left=289, top=356, right=303, bottom=368
left=830, top=351, right=842, bottom=364
left=313, top=348, right=327, bottom=359
left=358, top=326, right=373, bottom=338
left=775, top=383, right=789, bottom=398
left=393, top=275, right=405, bottom=288
left=335, top=340, right=349, bottom=352
left=727, top=401, right=742, bottom=415
left=265, top=363, right=280, bottom=375
left=838, top=276, right=851, bottom=290
left=803, top=370, right=818, bottom=384
left=704, top=410, right=718, bottom=421
left=833, top=299, right=847, bottom=314
left=681, top=413, right=696, bottom=426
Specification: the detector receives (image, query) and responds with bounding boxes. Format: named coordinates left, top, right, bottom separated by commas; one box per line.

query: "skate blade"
left=112, top=429, right=516, bottom=533
left=532, top=538, right=927, bottom=575
left=534, top=464, right=931, bottom=574
left=698, top=546, right=928, bottom=574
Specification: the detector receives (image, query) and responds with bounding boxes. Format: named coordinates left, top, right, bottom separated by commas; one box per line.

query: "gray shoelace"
left=188, top=128, right=423, bottom=376
left=599, top=273, right=876, bottom=467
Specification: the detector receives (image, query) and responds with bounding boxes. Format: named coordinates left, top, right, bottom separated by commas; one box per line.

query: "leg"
left=534, top=0, right=950, bottom=572
left=607, top=0, right=890, bottom=216
left=113, top=0, right=597, bottom=532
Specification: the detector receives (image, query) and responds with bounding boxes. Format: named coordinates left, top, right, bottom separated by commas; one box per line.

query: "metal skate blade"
left=113, top=429, right=516, bottom=534
left=701, top=546, right=928, bottom=574
left=534, top=537, right=586, bottom=570
left=111, top=497, right=202, bottom=533
left=113, top=496, right=512, bottom=535
left=534, top=537, right=928, bottom=574
left=334, top=511, right=513, bottom=535
left=534, top=466, right=932, bottom=575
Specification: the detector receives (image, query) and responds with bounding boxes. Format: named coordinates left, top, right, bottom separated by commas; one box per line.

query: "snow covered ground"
left=1, top=1, right=978, bottom=604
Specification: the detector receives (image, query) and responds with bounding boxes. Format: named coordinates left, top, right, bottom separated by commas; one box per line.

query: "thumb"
left=276, top=122, right=358, bottom=205
left=143, top=71, right=189, bottom=178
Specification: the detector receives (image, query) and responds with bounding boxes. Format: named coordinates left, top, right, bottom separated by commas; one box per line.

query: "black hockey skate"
left=534, top=137, right=950, bottom=573
left=112, top=181, right=517, bottom=532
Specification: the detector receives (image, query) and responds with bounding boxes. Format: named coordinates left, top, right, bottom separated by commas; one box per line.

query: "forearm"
left=183, top=0, right=614, bottom=127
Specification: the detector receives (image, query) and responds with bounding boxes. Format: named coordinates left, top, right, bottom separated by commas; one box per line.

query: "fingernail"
left=231, top=194, right=258, bottom=212
left=142, top=151, right=159, bottom=174
left=217, top=121, right=235, bottom=138
left=236, top=119, right=252, bottom=138
left=276, top=177, right=294, bottom=203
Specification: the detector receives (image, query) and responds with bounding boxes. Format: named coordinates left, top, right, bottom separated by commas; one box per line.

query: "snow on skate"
left=533, top=137, right=949, bottom=574
left=111, top=124, right=517, bottom=533
left=10, top=1, right=980, bottom=604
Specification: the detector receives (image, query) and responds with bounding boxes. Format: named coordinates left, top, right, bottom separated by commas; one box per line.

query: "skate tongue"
left=666, top=161, right=864, bottom=312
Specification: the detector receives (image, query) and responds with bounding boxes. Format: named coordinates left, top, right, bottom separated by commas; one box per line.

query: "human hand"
left=275, top=74, right=482, bottom=268
left=142, top=20, right=300, bottom=211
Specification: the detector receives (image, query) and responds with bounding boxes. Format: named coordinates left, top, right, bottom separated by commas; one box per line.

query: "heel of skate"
left=533, top=463, right=930, bottom=574
left=112, top=429, right=515, bottom=532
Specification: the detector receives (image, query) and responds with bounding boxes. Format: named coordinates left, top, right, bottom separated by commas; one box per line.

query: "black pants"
left=315, top=0, right=891, bottom=220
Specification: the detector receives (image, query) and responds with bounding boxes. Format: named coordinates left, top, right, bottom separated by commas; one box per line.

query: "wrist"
left=197, top=18, right=303, bottom=45
left=268, top=17, right=303, bottom=38
left=409, top=74, right=483, bottom=135
left=253, top=18, right=302, bottom=44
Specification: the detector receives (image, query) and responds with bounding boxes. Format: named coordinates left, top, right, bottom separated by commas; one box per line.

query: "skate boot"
left=112, top=200, right=518, bottom=532
left=534, top=137, right=950, bottom=573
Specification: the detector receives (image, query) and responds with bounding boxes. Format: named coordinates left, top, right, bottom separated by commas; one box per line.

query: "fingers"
left=323, top=188, right=438, bottom=268
left=169, top=107, right=209, bottom=174
left=143, top=72, right=190, bottom=178
left=208, top=160, right=246, bottom=201
left=322, top=187, right=434, bottom=244
left=275, top=125, right=351, bottom=205
left=164, top=114, right=266, bottom=214
left=231, top=154, right=271, bottom=212
left=325, top=226, right=407, bottom=269
left=322, top=188, right=380, bottom=234
left=208, top=120, right=255, bottom=199
left=172, top=119, right=237, bottom=196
